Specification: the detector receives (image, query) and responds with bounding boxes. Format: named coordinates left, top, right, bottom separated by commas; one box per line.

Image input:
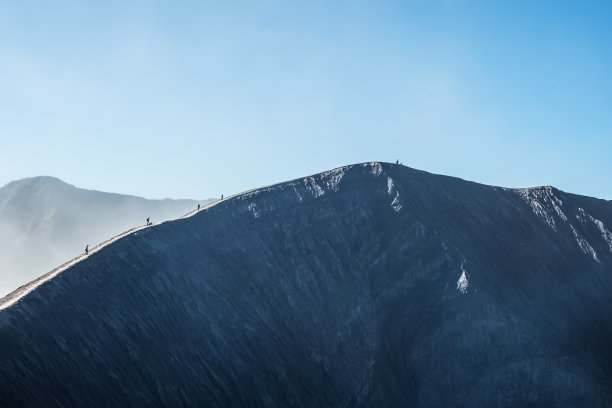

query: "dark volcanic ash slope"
left=1, top=162, right=611, bottom=407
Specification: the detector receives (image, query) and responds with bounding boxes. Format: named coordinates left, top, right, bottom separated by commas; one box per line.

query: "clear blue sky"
left=1, top=1, right=611, bottom=200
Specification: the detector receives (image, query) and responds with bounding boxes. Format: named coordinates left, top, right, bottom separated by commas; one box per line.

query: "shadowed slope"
left=0, top=163, right=611, bottom=407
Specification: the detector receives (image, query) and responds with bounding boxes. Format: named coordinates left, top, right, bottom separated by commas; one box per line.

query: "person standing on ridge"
left=198, top=204, right=200, bottom=210
left=146, top=217, right=150, bottom=226
left=85, top=245, right=88, bottom=255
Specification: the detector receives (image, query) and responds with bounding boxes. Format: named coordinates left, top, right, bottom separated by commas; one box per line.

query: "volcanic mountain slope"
left=0, top=176, right=211, bottom=296
left=1, top=162, right=611, bottom=407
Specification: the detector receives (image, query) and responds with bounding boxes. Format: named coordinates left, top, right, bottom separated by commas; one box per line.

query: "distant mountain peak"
left=7, top=175, right=71, bottom=186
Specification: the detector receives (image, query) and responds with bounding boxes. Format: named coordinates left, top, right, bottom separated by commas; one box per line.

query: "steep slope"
left=0, top=176, right=212, bottom=295
left=1, top=162, right=611, bottom=407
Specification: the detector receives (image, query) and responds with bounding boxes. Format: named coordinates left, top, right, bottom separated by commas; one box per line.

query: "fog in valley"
left=0, top=176, right=211, bottom=296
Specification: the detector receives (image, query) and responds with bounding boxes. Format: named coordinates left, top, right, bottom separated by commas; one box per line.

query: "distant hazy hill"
left=0, top=176, right=212, bottom=295
left=1, top=163, right=611, bottom=406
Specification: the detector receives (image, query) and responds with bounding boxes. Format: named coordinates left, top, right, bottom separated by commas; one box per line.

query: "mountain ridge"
left=1, top=162, right=611, bottom=407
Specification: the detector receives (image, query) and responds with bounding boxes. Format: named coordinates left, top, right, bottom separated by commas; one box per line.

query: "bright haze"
left=1, top=1, right=611, bottom=200
left=0, top=176, right=208, bottom=296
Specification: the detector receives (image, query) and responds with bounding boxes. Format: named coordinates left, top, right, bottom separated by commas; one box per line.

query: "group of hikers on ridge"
left=84, top=196, right=227, bottom=255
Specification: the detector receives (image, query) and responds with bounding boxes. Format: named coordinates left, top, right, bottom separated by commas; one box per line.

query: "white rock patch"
left=570, top=224, right=599, bottom=262
left=304, top=177, right=325, bottom=198
left=368, top=162, right=383, bottom=177
left=387, top=177, right=394, bottom=195
left=248, top=203, right=260, bottom=218
left=391, top=192, right=402, bottom=212
left=457, top=264, right=469, bottom=294
left=588, top=215, right=612, bottom=252
left=515, top=187, right=567, bottom=231
left=323, top=169, right=345, bottom=192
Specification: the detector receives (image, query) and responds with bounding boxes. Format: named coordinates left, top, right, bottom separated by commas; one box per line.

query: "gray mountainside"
left=0, top=176, right=208, bottom=296
left=1, top=162, right=612, bottom=407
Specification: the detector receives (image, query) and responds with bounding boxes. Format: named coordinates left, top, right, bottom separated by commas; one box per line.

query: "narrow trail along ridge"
left=0, top=162, right=384, bottom=311
left=0, top=196, right=230, bottom=311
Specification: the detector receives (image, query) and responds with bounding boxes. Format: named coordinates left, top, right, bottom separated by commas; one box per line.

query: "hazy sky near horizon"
left=1, top=1, right=611, bottom=200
